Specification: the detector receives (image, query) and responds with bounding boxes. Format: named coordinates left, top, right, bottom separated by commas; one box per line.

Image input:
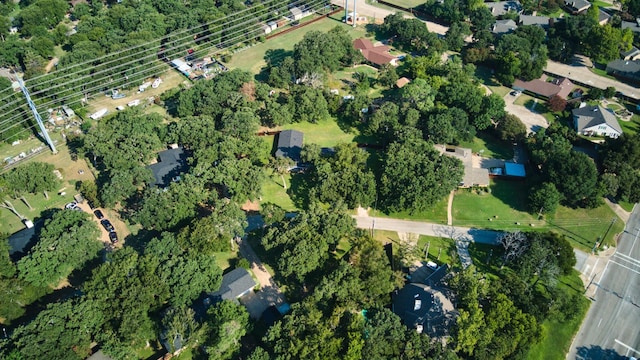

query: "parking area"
left=504, top=92, right=549, bottom=134
left=75, top=201, right=128, bottom=249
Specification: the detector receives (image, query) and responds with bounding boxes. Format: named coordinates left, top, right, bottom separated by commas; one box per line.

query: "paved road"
left=545, top=59, right=639, bottom=101
left=332, top=0, right=450, bottom=35
left=569, top=204, right=640, bottom=360
left=353, top=215, right=500, bottom=244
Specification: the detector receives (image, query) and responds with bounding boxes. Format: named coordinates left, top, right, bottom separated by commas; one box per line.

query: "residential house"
left=518, top=14, right=551, bottom=29
left=353, top=38, right=399, bottom=67
left=564, top=0, right=591, bottom=14
left=491, top=19, right=518, bottom=35
left=606, top=59, right=640, bottom=85
left=147, top=146, right=189, bottom=188
left=7, top=226, right=37, bottom=258
left=512, top=76, right=574, bottom=99
left=206, top=268, right=257, bottom=303
left=621, top=19, right=640, bottom=35
left=275, top=129, right=304, bottom=161
left=437, top=146, right=490, bottom=188
left=392, top=281, right=456, bottom=337
left=573, top=104, right=623, bottom=138
left=621, top=46, right=640, bottom=61
left=597, top=9, right=611, bottom=25
left=485, top=1, right=522, bottom=16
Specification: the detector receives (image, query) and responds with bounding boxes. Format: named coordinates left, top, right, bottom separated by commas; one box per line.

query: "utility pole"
left=537, top=207, right=544, bottom=220
left=353, top=0, right=356, bottom=27
left=344, top=0, right=348, bottom=24
left=600, top=217, right=617, bottom=249
left=424, top=241, right=430, bottom=260
left=14, top=73, right=57, bottom=154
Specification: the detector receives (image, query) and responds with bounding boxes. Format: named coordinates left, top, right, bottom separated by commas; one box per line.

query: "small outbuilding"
left=504, top=162, right=526, bottom=177
left=275, top=129, right=304, bottom=161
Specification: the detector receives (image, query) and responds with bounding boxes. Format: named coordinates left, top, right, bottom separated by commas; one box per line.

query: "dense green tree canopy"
left=17, top=210, right=101, bottom=287
left=2, top=161, right=58, bottom=196
left=380, top=133, right=463, bottom=213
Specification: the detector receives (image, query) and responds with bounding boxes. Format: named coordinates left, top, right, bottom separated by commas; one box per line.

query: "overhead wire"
left=0, top=0, right=330, bottom=138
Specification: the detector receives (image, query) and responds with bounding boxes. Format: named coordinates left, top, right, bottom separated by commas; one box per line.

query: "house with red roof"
left=512, top=76, right=574, bottom=100
left=353, top=38, right=398, bottom=67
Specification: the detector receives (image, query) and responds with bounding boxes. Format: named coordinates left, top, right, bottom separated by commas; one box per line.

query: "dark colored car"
left=109, top=231, right=118, bottom=243
left=100, top=219, right=114, bottom=232
left=94, top=209, right=105, bottom=220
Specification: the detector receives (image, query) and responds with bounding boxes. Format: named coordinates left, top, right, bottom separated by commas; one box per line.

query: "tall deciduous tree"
left=17, top=210, right=101, bottom=287
left=380, top=134, right=463, bottom=213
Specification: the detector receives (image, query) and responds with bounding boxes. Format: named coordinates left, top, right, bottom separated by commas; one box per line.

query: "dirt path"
left=75, top=201, right=129, bottom=248
left=447, top=190, right=454, bottom=226
left=45, top=57, right=59, bottom=73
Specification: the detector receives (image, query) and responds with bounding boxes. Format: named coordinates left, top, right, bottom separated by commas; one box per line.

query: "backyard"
left=226, top=16, right=367, bottom=75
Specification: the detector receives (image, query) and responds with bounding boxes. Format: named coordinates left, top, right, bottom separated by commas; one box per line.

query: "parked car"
left=109, top=231, right=118, bottom=243
left=100, top=219, right=114, bottom=232
left=93, top=209, right=104, bottom=219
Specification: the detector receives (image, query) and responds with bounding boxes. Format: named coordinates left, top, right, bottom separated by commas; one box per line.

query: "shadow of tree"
left=575, top=345, right=626, bottom=360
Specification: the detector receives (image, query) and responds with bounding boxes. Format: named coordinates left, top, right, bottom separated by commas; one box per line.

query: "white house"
left=572, top=104, right=623, bottom=138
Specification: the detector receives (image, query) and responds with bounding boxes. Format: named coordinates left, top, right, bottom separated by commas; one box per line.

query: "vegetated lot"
left=260, top=172, right=296, bottom=211
left=0, top=146, right=94, bottom=234
left=458, top=131, right=514, bottom=159
left=383, top=0, right=426, bottom=8
left=281, top=118, right=359, bottom=147
left=525, top=270, right=590, bottom=360
left=475, top=65, right=512, bottom=98
left=375, top=195, right=449, bottom=223
left=417, top=235, right=455, bottom=266
left=453, top=180, right=624, bottom=251
left=227, top=17, right=366, bottom=74
left=620, top=113, right=640, bottom=135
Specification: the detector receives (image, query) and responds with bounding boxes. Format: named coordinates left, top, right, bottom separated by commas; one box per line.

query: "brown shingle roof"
left=512, top=77, right=574, bottom=99
left=353, top=38, right=397, bottom=66
left=396, top=77, right=411, bottom=88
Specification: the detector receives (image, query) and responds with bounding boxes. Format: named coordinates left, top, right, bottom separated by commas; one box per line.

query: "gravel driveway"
left=503, top=92, right=549, bottom=134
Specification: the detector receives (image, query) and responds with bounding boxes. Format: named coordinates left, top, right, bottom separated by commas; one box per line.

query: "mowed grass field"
left=383, top=0, right=426, bottom=8
left=227, top=17, right=367, bottom=74
left=452, top=180, right=624, bottom=251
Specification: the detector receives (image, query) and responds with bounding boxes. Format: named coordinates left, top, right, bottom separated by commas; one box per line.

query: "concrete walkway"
left=604, top=198, right=631, bottom=224
left=447, top=191, right=454, bottom=226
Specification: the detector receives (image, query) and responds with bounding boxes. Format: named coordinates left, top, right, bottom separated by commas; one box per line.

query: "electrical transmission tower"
left=14, top=73, right=57, bottom=154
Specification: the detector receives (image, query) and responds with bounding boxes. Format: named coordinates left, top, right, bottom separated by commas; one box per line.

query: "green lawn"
left=453, top=180, right=539, bottom=232
left=618, top=200, right=635, bottom=212
left=375, top=195, right=449, bottom=224
left=452, top=180, right=625, bottom=251
left=619, top=114, right=640, bottom=135
left=467, top=242, right=504, bottom=280
left=550, top=204, right=624, bottom=251
left=281, top=118, right=358, bottom=147
left=526, top=271, right=590, bottom=360
left=260, top=172, right=297, bottom=211
left=227, top=17, right=367, bottom=74
left=417, top=235, right=456, bottom=266
left=372, top=229, right=401, bottom=243
left=383, top=0, right=426, bottom=8
left=213, top=251, right=239, bottom=272
left=459, top=132, right=514, bottom=159
left=475, top=66, right=512, bottom=97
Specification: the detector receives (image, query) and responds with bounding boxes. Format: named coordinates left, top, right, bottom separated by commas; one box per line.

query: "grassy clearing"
left=0, top=145, right=96, bottom=234
left=214, top=251, right=239, bottom=272
left=452, top=180, right=624, bottom=251
left=526, top=271, right=590, bottom=360
left=227, top=17, right=367, bottom=74
left=417, top=235, right=455, bottom=266
left=620, top=114, right=640, bottom=135
left=475, top=66, right=512, bottom=97
left=618, top=201, right=635, bottom=212
left=281, top=118, right=358, bottom=147
left=260, top=172, right=297, bottom=211
left=459, top=131, right=514, bottom=159
left=383, top=0, right=425, bottom=8
left=452, top=180, right=537, bottom=231
left=550, top=204, right=624, bottom=250
left=372, top=229, right=401, bottom=243
left=467, top=242, right=504, bottom=280
left=375, top=195, right=449, bottom=224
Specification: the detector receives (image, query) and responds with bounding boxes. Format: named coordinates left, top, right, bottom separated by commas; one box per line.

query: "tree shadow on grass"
left=490, top=179, right=529, bottom=212
left=288, top=173, right=312, bottom=210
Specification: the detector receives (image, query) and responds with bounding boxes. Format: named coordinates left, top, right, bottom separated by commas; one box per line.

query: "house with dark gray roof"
left=7, top=226, right=37, bottom=259
left=275, top=129, right=304, bottom=161
left=564, top=0, right=590, bottom=13
left=621, top=46, right=640, bottom=61
left=485, top=1, right=522, bottom=16
left=492, top=19, right=518, bottom=35
left=573, top=104, right=622, bottom=138
left=146, top=146, right=189, bottom=188
left=621, top=19, right=640, bottom=34
left=606, top=59, right=640, bottom=85
left=392, top=282, right=456, bottom=337
left=519, top=14, right=550, bottom=28
left=207, top=268, right=257, bottom=303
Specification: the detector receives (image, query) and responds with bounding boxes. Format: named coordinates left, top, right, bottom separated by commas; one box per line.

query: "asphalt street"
left=569, top=204, right=640, bottom=360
